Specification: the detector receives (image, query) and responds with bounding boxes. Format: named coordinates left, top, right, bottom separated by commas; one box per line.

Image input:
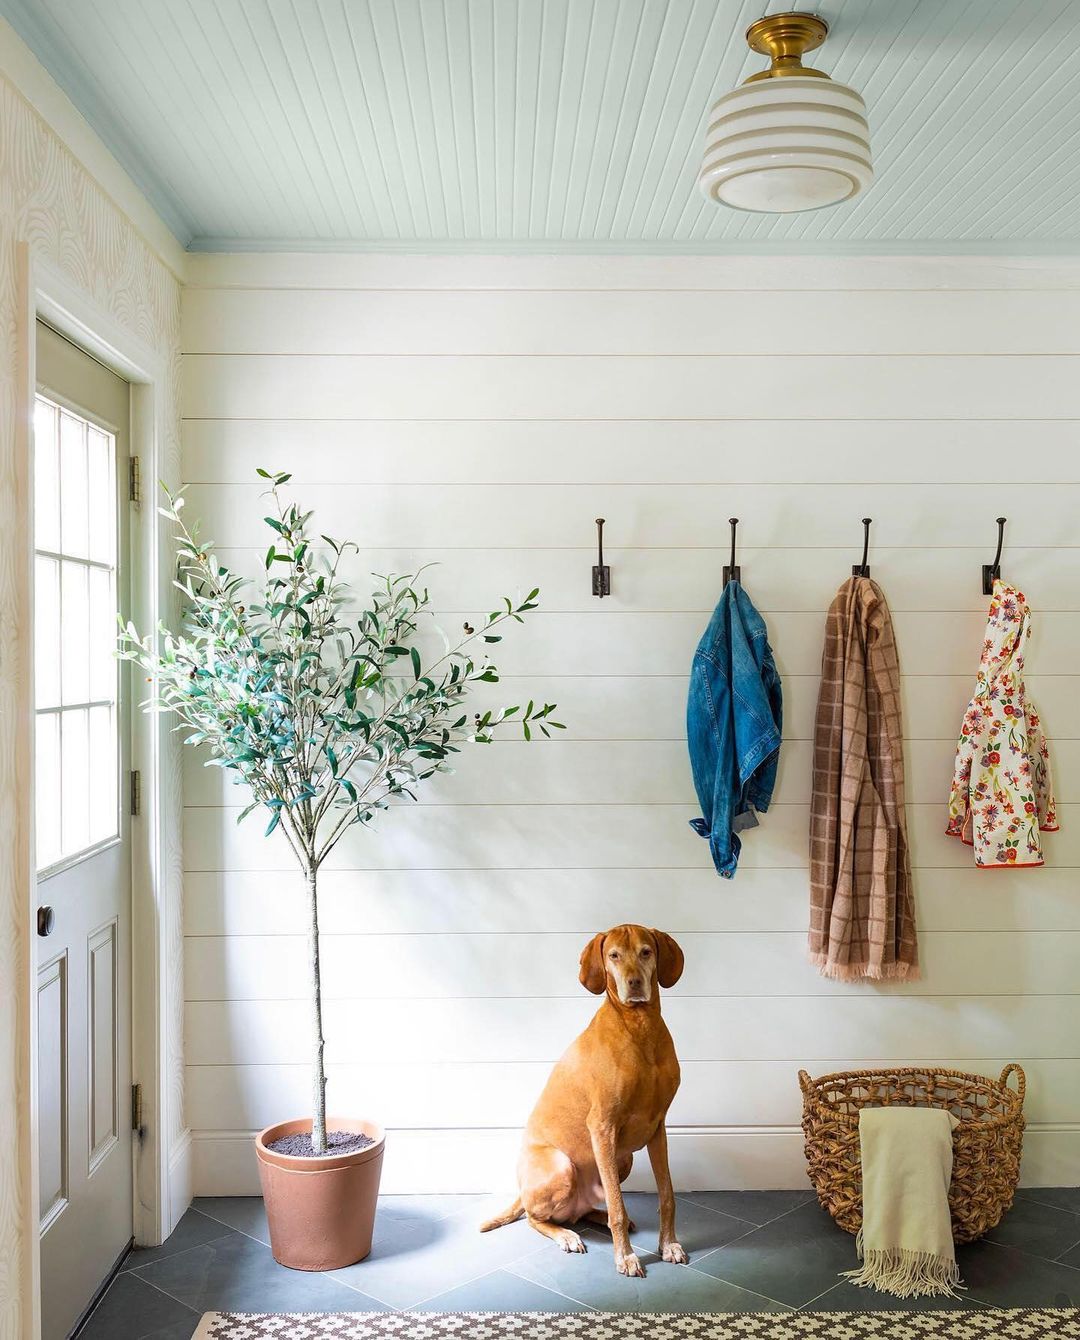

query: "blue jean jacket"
left=687, top=581, right=782, bottom=878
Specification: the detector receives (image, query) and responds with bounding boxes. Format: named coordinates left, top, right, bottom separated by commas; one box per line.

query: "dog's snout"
left=628, top=976, right=643, bottom=991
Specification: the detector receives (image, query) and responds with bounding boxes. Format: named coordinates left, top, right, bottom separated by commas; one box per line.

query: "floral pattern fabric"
left=946, top=580, right=1057, bottom=868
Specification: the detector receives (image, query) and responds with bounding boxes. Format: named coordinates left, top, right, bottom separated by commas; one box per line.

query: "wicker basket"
left=798, top=1065, right=1026, bottom=1245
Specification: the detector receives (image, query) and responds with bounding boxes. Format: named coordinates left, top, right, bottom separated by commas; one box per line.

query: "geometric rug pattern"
left=193, top=1310, right=1080, bottom=1338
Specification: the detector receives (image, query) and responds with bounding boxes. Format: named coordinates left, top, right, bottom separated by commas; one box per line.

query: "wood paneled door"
left=34, top=321, right=133, bottom=1340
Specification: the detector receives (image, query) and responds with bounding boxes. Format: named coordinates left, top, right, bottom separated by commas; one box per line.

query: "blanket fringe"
left=841, top=1227, right=963, bottom=1300
left=807, top=952, right=921, bottom=982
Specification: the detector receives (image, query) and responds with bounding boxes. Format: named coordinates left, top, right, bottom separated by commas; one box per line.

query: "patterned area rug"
left=192, top=1311, right=1080, bottom=1338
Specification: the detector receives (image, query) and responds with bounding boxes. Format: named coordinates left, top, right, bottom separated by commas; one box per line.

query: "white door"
left=34, top=322, right=133, bottom=1340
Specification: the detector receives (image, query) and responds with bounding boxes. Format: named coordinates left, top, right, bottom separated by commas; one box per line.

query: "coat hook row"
left=590, top=515, right=1010, bottom=597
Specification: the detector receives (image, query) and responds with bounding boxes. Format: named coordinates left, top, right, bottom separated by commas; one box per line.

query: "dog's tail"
left=479, top=1197, right=524, bottom=1233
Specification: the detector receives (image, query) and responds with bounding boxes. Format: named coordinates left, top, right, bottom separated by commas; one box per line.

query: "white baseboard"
left=168, top=1127, right=194, bottom=1235
left=190, top=1124, right=1080, bottom=1197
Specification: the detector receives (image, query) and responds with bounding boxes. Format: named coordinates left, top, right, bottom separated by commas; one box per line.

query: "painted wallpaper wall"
left=0, top=69, right=181, bottom=1339
left=181, top=250, right=1080, bottom=1198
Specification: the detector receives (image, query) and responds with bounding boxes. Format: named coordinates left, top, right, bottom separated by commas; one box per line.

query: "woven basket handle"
left=798, top=1069, right=814, bottom=1099
left=999, top=1063, right=1026, bottom=1107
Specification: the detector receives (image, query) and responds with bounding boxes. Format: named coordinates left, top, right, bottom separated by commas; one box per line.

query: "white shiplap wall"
left=181, top=253, right=1080, bottom=1195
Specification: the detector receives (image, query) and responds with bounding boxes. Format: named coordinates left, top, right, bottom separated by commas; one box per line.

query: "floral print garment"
left=946, top=580, right=1057, bottom=868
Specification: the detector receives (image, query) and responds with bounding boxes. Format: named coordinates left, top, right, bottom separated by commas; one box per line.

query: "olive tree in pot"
left=120, top=470, right=559, bottom=1271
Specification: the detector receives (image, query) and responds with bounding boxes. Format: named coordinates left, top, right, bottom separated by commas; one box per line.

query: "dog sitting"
left=481, top=924, right=686, bottom=1277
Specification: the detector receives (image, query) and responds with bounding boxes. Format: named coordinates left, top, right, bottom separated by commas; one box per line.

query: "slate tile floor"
left=77, top=1187, right=1080, bottom=1337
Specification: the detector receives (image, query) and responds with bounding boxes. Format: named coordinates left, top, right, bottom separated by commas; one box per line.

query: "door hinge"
left=131, top=1082, right=143, bottom=1134
left=129, top=770, right=141, bottom=817
left=128, top=455, right=141, bottom=504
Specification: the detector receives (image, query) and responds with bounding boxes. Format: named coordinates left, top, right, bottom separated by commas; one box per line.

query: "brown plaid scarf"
left=808, top=576, right=919, bottom=981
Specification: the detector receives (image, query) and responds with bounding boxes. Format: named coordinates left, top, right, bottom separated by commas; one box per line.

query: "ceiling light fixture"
left=698, top=12, right=872, bottom=214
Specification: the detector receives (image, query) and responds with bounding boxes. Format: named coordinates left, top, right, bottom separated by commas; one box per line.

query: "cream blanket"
left=842, top=1106, right=962, bottom=1299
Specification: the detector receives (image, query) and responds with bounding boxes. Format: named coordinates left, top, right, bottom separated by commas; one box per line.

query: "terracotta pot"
left=255, top=1116, right=385, bottom=1271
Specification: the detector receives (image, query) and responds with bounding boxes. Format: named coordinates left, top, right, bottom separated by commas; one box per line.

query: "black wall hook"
left=592, top=517, right=611, bottom=598
left=982, top=516, right=1007, bottom=595
left=852, top=517, right=872, bottom=577
left=723, top=517, right=741, bottom=586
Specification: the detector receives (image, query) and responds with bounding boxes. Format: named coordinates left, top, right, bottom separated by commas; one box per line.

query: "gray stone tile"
left=379, top=1194, right=485, bottom=1223
left=411, top=1268, right=593, bottom=1311
left=682, top=1190, right=816, bottom=1226
left=618, top=1191, right=755, bottom=1259
left=132, top=1230, right=386, bottom=1314
left=1017, top=1187, right=1080, bottom=1217
left=192, top=1196, right=271, bottom=1245
left=77, top=1273, right=199, bottom=1340
left=122, top=1208, right=234, bottom=1272
left=688, top=1198, right=858, bottom=1308
left=326, top=1193, right=549, bottom=1309
left=807, top=1279, right=981, bottom=1312
left=985, top=1196, right=1080, bottom=1261
left=959, top=1238, right=1080, bottom=1307
left=509, top=1226, right=791, bottom=1312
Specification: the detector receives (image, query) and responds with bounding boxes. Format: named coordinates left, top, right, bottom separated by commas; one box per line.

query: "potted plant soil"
left=121, top=470, right=558, bottom=1270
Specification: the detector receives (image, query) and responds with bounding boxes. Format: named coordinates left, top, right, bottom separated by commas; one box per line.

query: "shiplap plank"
left=184, top=1058, right=1071, bottom=1131
left=182, top=802, right=1080, bottom=872
left=184, top=868, right=1080, bottom=937
left=182, top=353, right=1080, bottom=421
left=182, top=255, right=1080, bottom=292
left=180, top=738, right=1080, bottom=810
left=180, top=481, right=1080, bottom=551
left=182, top=288, right=1080, bottom=356
left=183, top=930, right=1080, bottom=1002
left=182, top=418, right=1080, bottom=485
left=202, top=545, right=1080, bottom=615
left=185, top=994, right=1080, bottom=1066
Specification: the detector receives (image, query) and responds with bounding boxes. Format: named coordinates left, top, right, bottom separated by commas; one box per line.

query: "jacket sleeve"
left=687, top=652, right=740, bottom=878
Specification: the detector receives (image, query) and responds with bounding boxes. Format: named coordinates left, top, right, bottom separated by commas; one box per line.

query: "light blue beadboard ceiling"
left=5, top=0, right=1080, bottom=253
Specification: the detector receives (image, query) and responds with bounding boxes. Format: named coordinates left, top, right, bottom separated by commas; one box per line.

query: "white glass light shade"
left=698, top=77, right=872, bottom=213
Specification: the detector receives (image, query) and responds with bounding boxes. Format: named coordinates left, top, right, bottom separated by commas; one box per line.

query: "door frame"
left=16, top=243, right=182, bottom=1334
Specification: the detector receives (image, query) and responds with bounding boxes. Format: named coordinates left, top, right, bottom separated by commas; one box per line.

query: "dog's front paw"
left=557, top=1229, right=586, bottom=1254
left=616, top=1252, right=646, bottom=1278
left=662, top=1241, right=689, bottom=1265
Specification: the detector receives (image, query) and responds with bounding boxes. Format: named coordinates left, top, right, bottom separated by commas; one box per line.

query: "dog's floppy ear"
left=652, top=930, right=684, bottom=988
left=578, top=932, right=607, bottom=994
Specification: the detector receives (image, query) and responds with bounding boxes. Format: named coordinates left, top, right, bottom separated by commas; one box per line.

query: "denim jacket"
left=687, top=581, right=782, bottom=878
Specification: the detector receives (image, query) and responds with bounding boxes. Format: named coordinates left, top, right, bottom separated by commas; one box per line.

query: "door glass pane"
left=35, top=714, right=61, bottom=870
left=59, top=411, right=89, bottom=559
left=35, top=556, right=61, bottom=710
left=60, top=708, right=90, bottom=856
left=60, top=562, right=90, bottom=706
left=35, top=393, right=120, bottom=871
left=35, top=400, right=60, bottom=552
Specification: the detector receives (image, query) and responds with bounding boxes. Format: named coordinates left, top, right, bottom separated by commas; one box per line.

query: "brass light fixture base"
left=744, top=12, right=831, bottom=82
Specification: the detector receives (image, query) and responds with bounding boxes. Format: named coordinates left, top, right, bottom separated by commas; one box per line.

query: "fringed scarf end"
left=807, top=952, right=921, bottom=983
left=841, top=1229, right=963, bottom=1300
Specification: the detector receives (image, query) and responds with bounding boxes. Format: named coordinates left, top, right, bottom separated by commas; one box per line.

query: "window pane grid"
left=34, top=394, right=120, bottom=872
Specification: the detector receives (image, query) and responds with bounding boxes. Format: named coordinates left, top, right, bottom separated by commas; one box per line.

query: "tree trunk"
left=306, top=865, right=328, bottom=1154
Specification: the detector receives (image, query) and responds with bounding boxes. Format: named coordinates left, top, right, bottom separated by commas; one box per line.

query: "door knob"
left=37, top=906, right=55, bottom=937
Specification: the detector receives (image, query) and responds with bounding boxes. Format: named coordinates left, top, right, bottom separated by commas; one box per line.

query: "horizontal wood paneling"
left=185, top=1058, right=1072, bottom=1130
left=182, top=803, right=1080, bottom=873
left=181, top=738, right=1080, bottom=809
left=181, top=481, right=1080, bottom=552
left=186, top=994, right=1080, bottom=1066
left=181, top=258, right=1080, bottom=1195
left=184, top=931, right=1080, bottom=1002
left=197, top=545, right=1080, bottom=615
left=182, top=288, right=1080, bottom=356
left=185, top=868, right=1080, bottom=937
left=183, top=353, right=1080, bottom=422
left=183, top=419, right=1080, bottom=486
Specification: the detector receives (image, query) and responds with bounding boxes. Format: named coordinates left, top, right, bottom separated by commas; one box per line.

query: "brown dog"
left=481, top=924, right=686, bottom=1277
